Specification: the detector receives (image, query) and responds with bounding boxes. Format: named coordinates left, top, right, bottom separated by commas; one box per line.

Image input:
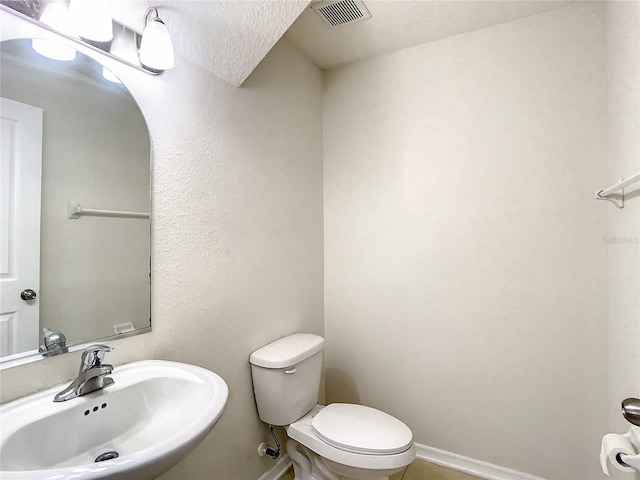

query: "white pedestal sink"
left=0, top=360, right=228, bottom=479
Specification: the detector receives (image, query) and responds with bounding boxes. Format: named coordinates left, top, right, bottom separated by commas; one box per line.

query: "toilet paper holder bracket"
left=616, top=453, right=631, bottom=468
left=618, top=451, right=640, bottom=470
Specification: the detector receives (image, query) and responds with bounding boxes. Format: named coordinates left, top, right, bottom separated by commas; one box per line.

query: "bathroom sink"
left=0, top=360, right=228, bottom=479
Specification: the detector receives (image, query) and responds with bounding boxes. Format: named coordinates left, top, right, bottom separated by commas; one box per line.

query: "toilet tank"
left=249, top=333, right=324, bottom=426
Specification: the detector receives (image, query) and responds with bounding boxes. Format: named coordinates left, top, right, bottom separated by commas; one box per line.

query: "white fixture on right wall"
left=600, top=401, right=640, bottom=479
left=595, top=172, right=640, bottom=209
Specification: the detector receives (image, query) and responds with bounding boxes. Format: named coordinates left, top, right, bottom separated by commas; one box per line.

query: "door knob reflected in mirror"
left=20, top=289, right=37, bottom=301
left=622, top=398, right=640, bottom=427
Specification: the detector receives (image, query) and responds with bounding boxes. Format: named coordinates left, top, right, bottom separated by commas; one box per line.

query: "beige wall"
left=323, top=4, right=609, bottom=479
left=607, top=1, right=640, bottom=434
left=0, top=26, right=324, bottom=480
left=1, top=42, right=151, bottom=344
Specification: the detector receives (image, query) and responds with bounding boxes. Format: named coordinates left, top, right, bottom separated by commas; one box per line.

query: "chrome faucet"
left=39, top=328, right=69, bottom=356
left=54, top=345, right=114, bottom=402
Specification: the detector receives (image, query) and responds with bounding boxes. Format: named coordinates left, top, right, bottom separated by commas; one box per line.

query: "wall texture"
left=606, top=0, right=640, bottom=434
left=0, top=15, right=324, bottom=480
left=323, top=4, right=609, bottom=479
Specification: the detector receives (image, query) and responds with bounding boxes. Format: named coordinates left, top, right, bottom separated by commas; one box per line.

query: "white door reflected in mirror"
left=0, top=97, right=42, bottom=359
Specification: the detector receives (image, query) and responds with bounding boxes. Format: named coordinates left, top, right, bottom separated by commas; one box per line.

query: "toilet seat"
left=311, top=403, right=413, bottom=455
left=287, top=405, right=415, bottom=471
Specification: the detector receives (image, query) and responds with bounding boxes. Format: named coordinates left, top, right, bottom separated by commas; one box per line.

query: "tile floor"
left=391, top=459, right=482, bottom=480
left=280, top=459, right=482, bottom=480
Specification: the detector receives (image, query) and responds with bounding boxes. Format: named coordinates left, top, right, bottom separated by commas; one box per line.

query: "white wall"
left=607, top=0, right=640, bottom=434
left=323, top=4, right=609, bottom=479
left=0, top=18, right=324, bottom=480
left=1, top=42, right=151, bottom=344
left=2, top=3, right=637, bottom=480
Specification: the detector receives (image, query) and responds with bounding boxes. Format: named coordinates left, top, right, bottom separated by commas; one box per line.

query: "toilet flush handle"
left=284, top=367, right=296, bottom=374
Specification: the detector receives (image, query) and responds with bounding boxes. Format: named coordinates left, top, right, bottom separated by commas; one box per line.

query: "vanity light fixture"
left=31, top=2, right=76, bottom=61
left=68, top=0, right=113, bottom=42
left=1, top=1, right=169, bottom=75
left=138, top=7, right=175, bottom=71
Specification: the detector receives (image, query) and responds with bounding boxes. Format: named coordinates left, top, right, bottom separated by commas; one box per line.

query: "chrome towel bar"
left=67, top=202, right=149, bottom=219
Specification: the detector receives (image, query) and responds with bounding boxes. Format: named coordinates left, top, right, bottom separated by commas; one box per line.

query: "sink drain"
left=95, top=451, right=119, bottom=462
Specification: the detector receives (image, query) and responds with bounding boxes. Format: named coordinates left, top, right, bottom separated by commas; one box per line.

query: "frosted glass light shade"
left=139, top=20, right=175, bottom=71
left=38, top=3, right=75, bottom=33
left=69, top=0, right=113, bottom=42
left=32, top=4, right=76, bottom=61
left=32, top=38, right=76, bottom=61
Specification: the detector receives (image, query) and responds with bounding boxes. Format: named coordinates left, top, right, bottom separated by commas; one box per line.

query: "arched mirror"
left=0, top=39, right=151, bottom=365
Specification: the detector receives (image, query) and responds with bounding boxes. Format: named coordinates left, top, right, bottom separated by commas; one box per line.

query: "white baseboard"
left=257, top=444, right=545, bottom=480
left=415, top=443, right=547, bottom=480
left=257, top=454, right=292, bottom=480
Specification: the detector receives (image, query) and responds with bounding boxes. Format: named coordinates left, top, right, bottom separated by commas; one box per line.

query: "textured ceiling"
left=285, top=0, right=574, bottom=70
left=106, top=0, right=574, bottom=86
left=109, top=0, right=311, bottom=86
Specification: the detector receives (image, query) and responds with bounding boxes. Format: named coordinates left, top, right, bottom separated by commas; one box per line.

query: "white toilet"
left=250, top=333, right=416, bottom=480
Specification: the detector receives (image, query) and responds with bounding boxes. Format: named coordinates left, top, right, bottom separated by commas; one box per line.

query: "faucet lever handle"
left=80, top=344, right=113, bottom=370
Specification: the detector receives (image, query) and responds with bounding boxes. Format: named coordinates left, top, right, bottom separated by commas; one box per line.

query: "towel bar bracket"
left=595, top=172, right=640, bottom=209
left=595, top=183, right=625, bottom=209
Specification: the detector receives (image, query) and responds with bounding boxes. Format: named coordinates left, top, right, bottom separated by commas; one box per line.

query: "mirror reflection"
left=0, top=39, right=151, bottom=362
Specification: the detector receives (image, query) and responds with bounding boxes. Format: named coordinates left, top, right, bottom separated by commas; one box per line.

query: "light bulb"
left=69, top=0, right=113, bottom=42
left=32, top=39, right=77, bottom=61
left=32, top=3, right=76, bottom=61
left=139, top=19, right=175, bottom=71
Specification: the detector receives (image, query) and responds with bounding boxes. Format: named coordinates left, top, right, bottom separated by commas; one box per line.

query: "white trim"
left=415, top=443, right=547, bottom=480
left=257, top=454, right=293, bottom=480
left=256, top=444, right=546, bottom=480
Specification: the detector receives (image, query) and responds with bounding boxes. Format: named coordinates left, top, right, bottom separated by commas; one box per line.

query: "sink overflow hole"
left=95, top=451, right=119, bottom=462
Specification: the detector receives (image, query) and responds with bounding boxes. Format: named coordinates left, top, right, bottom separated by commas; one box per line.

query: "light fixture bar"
left=0, top=3, right=159, bottom=75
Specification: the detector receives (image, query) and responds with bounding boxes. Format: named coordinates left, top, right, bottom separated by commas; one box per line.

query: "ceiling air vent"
left=312, top=0, right=372, bottom=28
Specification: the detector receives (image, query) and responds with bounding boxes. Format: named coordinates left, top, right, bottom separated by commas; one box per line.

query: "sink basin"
left=0, top=360, right=228, bottom=479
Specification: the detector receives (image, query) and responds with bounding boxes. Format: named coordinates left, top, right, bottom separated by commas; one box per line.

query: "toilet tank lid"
left=249, top=333, right=324, bottom=368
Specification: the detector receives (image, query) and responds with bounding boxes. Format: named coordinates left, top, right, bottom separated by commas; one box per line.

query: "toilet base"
left=287, top=440, right=398, bottom=480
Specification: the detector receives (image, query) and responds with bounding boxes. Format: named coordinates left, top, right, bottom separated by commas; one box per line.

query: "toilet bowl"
left=286, top=404, right=415, bottom=479
left=249, top=334, right=415, bottom=480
